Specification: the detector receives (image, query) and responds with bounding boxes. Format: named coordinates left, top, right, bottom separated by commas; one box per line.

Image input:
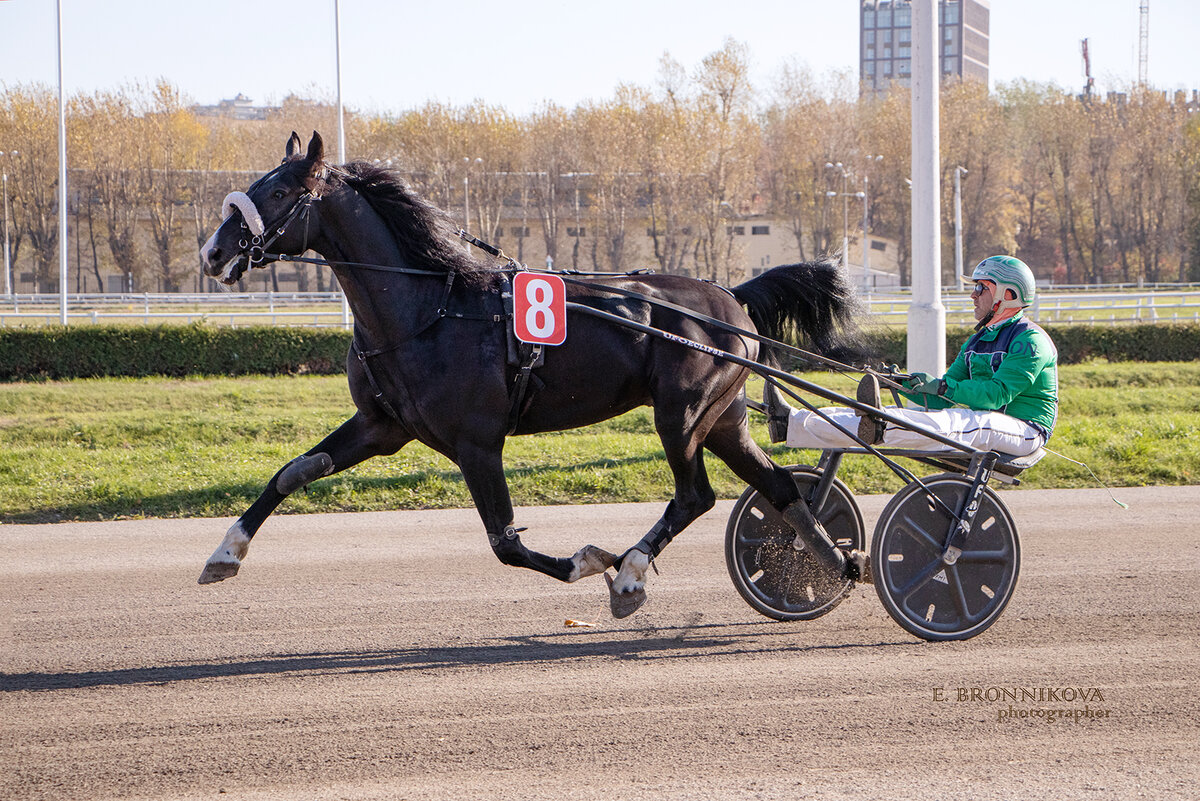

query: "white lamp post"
left=463, top=157, right=482, bottom=239
left=825, top=162, right=851, bottom=272
left=826, top=160, right=870, bottom=289
left=0, top=150, right=14, bottom=298
left=333, top=0, right=350, bottom=327
left=908, top=0, right=945, bottom=376
left=56, top=0, right=68, bottom=324
left=861, top=155, right=883, bottom=294
left=954, top=166, right=968, bottom=286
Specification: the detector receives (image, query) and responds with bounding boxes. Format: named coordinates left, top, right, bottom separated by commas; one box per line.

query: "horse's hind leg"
left=199, top=412, right=410, bottom=584
left=703, top=398, right=847, bottom=576
left=608, top=406, right=723, bottom=617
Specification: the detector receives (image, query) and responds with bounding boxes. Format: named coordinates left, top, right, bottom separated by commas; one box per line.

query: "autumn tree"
left=573, top=87, right=648, bottom=271
left=939, top=80, right=1019, bottom=283
left=642, top=58, right=703, bottom=276
left=762, top=63, right=858, bottom=264
left=691, top=38, right=759, bottom=283
left=73, top=88, right=147, bottom=292
left=0, top=85, right=61, bottom=290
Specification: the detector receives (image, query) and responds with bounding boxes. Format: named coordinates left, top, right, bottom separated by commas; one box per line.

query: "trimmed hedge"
left=865, top=322, right=1200, bottom=367
left=0, top=324, right=351, bottom=380
left=1, top=322, right=1197, bottom=381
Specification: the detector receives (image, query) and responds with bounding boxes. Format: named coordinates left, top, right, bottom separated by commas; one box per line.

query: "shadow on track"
left=3, top=621, right=909, bottom=692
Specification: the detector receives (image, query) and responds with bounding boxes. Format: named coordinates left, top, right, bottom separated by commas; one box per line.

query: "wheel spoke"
left=945, top=566, right=977, bottom=624
left=897, top=512, right=947, bottom=554
left=956, top=546, right=1012, bottom=564
left=894, top=557, right=947, bottom=601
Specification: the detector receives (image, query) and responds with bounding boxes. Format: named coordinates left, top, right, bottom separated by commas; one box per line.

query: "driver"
left=766, top=255, right=1058, bottom=458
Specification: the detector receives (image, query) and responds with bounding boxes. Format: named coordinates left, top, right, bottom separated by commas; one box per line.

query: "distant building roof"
left=191, top=95, right=280, bottom=121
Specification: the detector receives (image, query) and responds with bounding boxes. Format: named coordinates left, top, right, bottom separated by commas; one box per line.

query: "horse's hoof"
left=198, top=561, right=240, bottom=585
left=605, top=573, right=647, bottom=619
left=569, top=545, right=619, bottom=581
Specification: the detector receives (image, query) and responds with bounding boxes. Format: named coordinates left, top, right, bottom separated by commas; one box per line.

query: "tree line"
left=2, top=39, right=1198, bottom=294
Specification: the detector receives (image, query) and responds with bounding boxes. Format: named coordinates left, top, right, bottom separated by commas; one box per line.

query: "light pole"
left=56, top=0, right=68, bottom=324
left=953, top=166, right=968, bottom=287
left=334, top=0, right=350, bottom=327
left=825, top=161, right=867, bottom=287
left=0, top=150, right=15, bottom=298
left=825, top=162, right=851, bottom=271
left=861, top=175, right=870, bottom=292
left=463, top=157, right=482, bottom=240
left=860, top=154, right=883, bottom=293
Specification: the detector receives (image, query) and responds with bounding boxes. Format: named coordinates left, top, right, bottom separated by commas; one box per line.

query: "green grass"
left=1, top=362, right=1197, bottom=523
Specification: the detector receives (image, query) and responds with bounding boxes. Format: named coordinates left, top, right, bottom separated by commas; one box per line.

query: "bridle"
left=224, top=160, right=331, bottom=267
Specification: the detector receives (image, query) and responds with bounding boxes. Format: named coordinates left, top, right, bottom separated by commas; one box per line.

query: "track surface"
left=3, top=486, right=1198, bottom=800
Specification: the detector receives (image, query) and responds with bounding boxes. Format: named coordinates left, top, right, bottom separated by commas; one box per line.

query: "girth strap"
left=507, top=343, right=544, bottom=436
left=351, top=337, right=402, bottom=422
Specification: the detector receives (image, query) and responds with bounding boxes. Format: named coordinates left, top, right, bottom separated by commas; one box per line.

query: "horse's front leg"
left=199, top=412, right=411, bottom=584
left=456, top=440, right=616, bottom=583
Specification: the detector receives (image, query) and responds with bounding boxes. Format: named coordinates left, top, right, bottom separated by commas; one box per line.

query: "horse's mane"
left=336, top=162, right=495, bottom=282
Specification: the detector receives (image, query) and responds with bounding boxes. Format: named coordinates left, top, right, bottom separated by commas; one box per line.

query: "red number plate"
left=513, top=272, right=567, bottom=346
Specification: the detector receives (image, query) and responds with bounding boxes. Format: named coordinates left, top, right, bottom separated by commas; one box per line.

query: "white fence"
left=1, top=288, right=1199, bottom=328
left=867, top=289, right=1200, bottom=326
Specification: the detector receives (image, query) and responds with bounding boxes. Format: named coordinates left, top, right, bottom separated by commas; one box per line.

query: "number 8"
left=524, top=278, right=556, bottom=338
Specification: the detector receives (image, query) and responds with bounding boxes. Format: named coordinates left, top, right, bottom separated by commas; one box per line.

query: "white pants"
left=785, top=406, right=1046, bottom=457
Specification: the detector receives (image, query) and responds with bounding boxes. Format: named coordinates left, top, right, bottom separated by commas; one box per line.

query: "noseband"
left=224, top=161, right=328, bottom=266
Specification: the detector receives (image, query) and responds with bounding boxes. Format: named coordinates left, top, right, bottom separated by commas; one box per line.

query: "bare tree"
left=520, top=104, right=574, bottom=269
left=0, top=85, right=60, bottom=290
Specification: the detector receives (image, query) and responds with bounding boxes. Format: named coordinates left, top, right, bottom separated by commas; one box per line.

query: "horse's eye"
left=272, top=189, right=286, bottom=200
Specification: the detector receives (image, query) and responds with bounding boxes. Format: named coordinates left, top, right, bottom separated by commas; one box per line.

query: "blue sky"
left=1, top=1, right=1197, bottom=114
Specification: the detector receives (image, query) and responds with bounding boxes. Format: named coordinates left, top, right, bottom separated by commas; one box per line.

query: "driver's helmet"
left=969, top=255, right=1036, bottom=311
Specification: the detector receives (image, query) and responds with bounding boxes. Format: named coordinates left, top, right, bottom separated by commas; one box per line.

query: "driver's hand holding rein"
left=766, top=256, right=1059, bottom=458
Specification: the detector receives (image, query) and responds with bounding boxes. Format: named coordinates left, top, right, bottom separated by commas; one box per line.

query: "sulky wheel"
left=871, top=474, right=1020, bottom=641
left=725, top=466, right=865, bottom=621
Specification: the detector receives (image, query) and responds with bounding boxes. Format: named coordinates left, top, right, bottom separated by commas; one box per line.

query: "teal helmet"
left=969, top=255, right=1036, bottom=311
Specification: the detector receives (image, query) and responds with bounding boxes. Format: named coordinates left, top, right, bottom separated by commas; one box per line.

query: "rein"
left=225, top=162, right=859, bottom=376
left=258, top=229, right=862, bottom=376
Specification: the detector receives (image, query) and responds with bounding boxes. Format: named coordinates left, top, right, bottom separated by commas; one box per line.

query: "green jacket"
left=902, top=313, right=1059, bottom=438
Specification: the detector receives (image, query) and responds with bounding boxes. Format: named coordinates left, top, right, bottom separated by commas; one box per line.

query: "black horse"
left=198, top=131, right=864, bottom=617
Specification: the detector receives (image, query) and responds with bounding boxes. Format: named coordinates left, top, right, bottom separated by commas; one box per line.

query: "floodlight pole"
left=2, top=167, right=10, bottom=298
left=334, top=0, right=350, bottom=328
left=56, top=0, right=68, bottom=325
left=954, top=166, right=968, bottom=285
left=908, top=0, right=945, bottom=374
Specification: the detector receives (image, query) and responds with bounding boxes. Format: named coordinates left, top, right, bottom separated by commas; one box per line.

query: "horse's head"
left=201, top=131, right=329, bottom=285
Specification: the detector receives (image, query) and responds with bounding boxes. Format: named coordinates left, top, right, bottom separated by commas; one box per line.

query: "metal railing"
left=1, top=288, right=1199, bottom=328
left=863, top=288, right=1200, bottom=326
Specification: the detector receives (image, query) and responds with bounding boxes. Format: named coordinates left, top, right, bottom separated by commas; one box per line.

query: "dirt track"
left=3, top=486, right=1199, bottom=800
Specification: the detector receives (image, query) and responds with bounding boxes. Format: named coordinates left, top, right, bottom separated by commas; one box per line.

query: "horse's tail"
left=730, top=260, right=866, bottom=369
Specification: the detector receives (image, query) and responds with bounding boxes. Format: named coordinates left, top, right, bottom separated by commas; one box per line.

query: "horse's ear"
left=285, top=131, right=303, bottom=159
left=306, top=131, right=325, bottom=164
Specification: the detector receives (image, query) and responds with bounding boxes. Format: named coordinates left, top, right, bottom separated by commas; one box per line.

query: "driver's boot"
left=763, top=381, right=792, bottom=444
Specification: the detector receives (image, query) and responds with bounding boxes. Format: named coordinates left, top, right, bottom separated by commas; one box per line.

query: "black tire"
left=725, top=466, right=865, bottom=621
left=871, top=474, right=1020, bottom=641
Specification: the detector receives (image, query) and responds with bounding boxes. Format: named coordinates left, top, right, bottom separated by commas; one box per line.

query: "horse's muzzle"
left=203, top=244, right=249, bottom=285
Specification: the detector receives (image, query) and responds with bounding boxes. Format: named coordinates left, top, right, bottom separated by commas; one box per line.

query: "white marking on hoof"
left=198, top=522, right=251, bottom=585
left=567, top=545, right=618, bottom=582
left=847, top=549, right=873, bottom=585
left=607, top=549, right=650, bottom=618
